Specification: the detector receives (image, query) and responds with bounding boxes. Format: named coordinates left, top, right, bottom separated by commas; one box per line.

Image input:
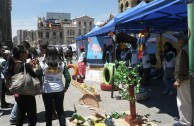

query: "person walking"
left=65, top=46, right=73, bottom=65
left=58, top=46, right=65, bottom=62
left=39, top=46, right=71, bottom=126
left=7, top=45, right=38, bottom=126
left=173, top=36, right=192, bottom=126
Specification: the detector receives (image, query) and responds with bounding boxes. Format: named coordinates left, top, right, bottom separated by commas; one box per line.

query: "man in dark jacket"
left=65, top=46, right=73, bottom=65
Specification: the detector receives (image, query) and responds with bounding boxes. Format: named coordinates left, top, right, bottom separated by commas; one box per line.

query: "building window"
left=53, top=32, right=56, bottom=39
left=137, top=0, right=142, bottom=4
left=78, top=29, right=81, bottom=35
left=46, top=32, right=49, bottom=38
left=120, top=4, right=123, bottom=12
left=84, top=22, right=86, bottom=26
left=78, top=21, right=81, bottom=27
left=60, top=32, right=63, bottom=38
left=67, top=29, right=75, bottom=36
left=89, top=22, right=92, bottom=26
left=125, top=1, right=129, bottom=8
left=38, top=32, right=43, bottom=38
left=84, top=29, right=87, bottom=35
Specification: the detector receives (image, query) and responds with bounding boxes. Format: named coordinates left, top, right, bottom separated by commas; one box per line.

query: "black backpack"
left=149, top=54, right=157, bottom=65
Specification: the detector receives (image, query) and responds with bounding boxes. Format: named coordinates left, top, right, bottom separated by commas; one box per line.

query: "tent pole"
left=187, top=1, right=194, bottom=125
left=111, top=35, right=116, bottom=98
left=159, top=33, right=163, bottom=69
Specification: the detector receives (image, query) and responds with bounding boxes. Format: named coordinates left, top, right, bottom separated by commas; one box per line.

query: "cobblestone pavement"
left=0, top=58, right=179, bottom=126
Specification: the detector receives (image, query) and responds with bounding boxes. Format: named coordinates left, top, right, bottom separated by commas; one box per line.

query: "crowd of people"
left=102, top=34, right=192, bottom=126
left=0, top=41, right=72, bottom=126
left=0, top=32, right=192, bottom=126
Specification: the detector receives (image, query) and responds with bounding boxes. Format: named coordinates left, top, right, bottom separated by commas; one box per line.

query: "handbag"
left=9, top=63, right=41, bottom=95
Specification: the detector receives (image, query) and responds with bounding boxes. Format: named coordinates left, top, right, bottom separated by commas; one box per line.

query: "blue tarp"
left=116, top=0, right=187, bottom=31
left=75, top=35, right=84, bottom=41
left=82, top=0, right=187, bottom=38
left=86, top=1, right=147, bottom=37
left=90, top=18, right=115, bottom=36
left=84, top=25, right=100, bottom=37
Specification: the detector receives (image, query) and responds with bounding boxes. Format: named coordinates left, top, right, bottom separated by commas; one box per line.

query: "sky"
left=12, top=0, right=118, bottom=37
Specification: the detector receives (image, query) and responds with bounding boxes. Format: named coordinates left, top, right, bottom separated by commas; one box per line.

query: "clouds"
left=94, top=13, right=117, bottom=25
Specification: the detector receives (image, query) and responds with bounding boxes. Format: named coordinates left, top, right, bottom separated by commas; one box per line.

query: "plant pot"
left=100, top=83, right=118, bottom=91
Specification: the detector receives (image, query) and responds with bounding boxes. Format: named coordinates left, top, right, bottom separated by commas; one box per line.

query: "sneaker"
left=10, top=119, right=16, bottom=125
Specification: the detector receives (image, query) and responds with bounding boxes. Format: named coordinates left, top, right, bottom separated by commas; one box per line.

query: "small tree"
left=114, top=61, right=141, bottom=100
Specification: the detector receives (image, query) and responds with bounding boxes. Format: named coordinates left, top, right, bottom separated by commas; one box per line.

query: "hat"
left=3, top=50, right=11, bottom=54
left=79, top=46, right=84, bottom=50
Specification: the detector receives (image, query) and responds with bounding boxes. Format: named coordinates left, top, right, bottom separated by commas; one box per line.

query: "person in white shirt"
left=39, top=46, right=71, bottom=126
left=120, top=47, right=131, bottom=67
left=162, top=42, right=176, bottom=95
left=142, top=48, right=151, bottom=86
left=130, top=46, right=140, bottom=67
left=78, top=46, right=87, bottom=80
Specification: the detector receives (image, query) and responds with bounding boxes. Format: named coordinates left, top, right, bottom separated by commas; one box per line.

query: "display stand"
left=71, top=76, right=100, bottom=108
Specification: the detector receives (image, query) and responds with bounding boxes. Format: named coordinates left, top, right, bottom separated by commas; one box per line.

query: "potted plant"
left=114, top=61, right=142, bottom=125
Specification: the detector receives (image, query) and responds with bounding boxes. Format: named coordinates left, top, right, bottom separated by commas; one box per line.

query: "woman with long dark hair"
left=162, top=42, right=176, bottom=95
left=39, top=46, right=71, bottom=126
left=7, top=45, right=38, bottom=126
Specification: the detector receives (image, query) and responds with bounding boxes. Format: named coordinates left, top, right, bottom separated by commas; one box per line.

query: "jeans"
left=163, top=68, right=175, bottom=92
left=15, top=95, right=37, bottom=126
left=10, top=102, right=17, bottom=121
left=42, top=90, right=66, bottom=126
left=142, top=68, right=151, bottom=86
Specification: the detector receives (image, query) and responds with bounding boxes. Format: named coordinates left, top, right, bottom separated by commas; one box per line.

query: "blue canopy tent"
left=84, top=25, right=100, bottom=37
left=89, top=19, right=115, bottom=37
left=84, top=1, right=147, bottom=37
left=115, top=0, right=187, bottom=32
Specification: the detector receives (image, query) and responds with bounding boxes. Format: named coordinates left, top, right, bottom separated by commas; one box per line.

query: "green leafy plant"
left=114, top=61, right=141, bottom=100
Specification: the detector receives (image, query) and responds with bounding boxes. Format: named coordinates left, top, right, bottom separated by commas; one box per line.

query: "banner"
left=87, top=36, right=104, bottom=59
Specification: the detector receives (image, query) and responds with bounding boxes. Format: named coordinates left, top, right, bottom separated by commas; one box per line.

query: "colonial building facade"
left=37, top=14, right=94, bottom=45
left=118, top=0, right=153, bottom=13
left=0, top=0, right=12, bottom=48
left=65, top=15, right=94, bottom=44
left=37, top=17, right=64, bottom=45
